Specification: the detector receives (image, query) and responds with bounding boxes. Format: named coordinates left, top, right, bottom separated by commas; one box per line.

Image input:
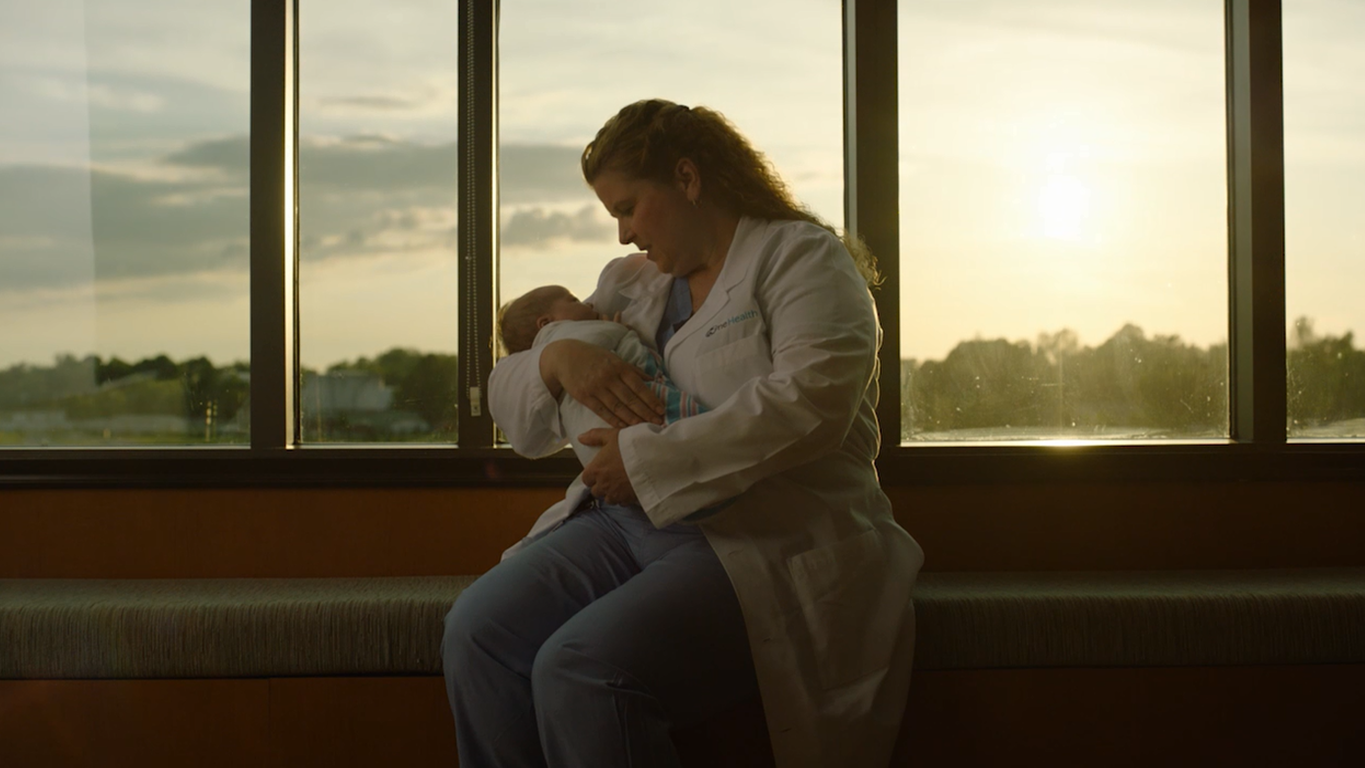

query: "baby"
left=498, top=284, right=703, bottom=467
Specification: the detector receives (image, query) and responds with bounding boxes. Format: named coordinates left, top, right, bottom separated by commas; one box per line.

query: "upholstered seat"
left=4, top=568, right=1363, bottom=680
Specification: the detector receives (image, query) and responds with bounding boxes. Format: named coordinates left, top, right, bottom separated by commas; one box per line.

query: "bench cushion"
left=2, top=569, right=1363, bottom=679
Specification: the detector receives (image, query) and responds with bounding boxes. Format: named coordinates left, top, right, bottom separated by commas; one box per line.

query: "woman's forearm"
left=535, top=337, right=663, bottom=428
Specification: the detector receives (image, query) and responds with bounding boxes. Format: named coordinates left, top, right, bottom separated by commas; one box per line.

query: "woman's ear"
left=674, top=157, right=701, bottom=204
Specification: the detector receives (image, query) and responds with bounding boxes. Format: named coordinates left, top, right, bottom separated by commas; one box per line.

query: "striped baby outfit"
left=636, top=348, right=704, bottom=423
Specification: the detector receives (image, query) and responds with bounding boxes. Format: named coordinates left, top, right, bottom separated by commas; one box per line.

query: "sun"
left=1038, top=171, right=1091, bottom=241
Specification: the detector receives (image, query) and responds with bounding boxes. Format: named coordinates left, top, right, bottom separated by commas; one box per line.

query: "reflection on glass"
left=0, top=0, right=250, bottom=446
left=498, top=0, right=843, bottom=338
left=897, top=0, right=1228, bottom=442
left=1284, top=0, right=1365, bottom=440
left=298, top=0, right=461, bottom=443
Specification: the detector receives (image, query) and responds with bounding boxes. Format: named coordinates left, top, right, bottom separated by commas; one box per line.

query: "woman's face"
left=591, top=168, right=700, bottom=277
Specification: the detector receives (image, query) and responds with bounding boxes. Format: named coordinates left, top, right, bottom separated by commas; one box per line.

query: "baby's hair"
left=498, top=289, right=557, bottom=355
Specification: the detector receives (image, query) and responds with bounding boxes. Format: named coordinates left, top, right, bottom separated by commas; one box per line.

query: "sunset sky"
left=1, top=0, right=1360, bottom=372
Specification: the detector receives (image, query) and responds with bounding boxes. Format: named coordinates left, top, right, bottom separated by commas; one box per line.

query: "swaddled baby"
left=498, top=284, right=703, bottom=467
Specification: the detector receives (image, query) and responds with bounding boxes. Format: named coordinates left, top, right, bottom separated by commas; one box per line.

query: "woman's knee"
left=532, top=632, right=639, bottom=710
left=531, top=638, right=591, bottom=702
left=442, top=577, right=497, bottom=666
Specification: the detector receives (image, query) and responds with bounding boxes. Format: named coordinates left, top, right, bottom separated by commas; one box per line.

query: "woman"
left=443, top=99, right=924, bottom=768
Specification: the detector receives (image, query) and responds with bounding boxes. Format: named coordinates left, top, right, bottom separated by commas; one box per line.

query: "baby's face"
left=545, top=288, right=600, bottom=323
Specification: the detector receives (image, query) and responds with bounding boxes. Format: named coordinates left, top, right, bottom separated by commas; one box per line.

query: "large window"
left=1283, top=0, right=1365, bottom=440
left=0, top=0, right=250, bottom=446
left=897, top=0, right=1229, bottom=442
left=2, top=0, right=1360, bottom=484
left=298, top=0, right=462, bottom=443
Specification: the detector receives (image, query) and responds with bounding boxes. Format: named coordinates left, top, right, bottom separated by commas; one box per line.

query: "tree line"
left=2, top=318, right=1361, bottom=442
left=902, top=318, right=1363, bottom=438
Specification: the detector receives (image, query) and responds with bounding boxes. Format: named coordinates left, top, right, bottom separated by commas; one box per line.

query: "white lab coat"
left=488, top=216, right=925, bottom=768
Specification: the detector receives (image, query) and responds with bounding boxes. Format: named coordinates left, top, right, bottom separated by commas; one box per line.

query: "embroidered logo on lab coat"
left=706, top=309, right=760, bottom=338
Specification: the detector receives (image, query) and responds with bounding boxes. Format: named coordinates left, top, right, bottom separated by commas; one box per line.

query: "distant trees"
left=1288, top=319, right=1365, bottom=431
left=315, top=348, right=459, bottom=440
left=0, top=352, right=251, bottom=443
left=904, top=318, right=1363, bottom=440
left=0, top=347, right=461, bottom=443
left=3, top=319, right=1361, bottom=444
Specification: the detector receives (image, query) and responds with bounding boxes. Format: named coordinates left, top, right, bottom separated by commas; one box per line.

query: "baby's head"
left=498, top=285, right=600, bottom=354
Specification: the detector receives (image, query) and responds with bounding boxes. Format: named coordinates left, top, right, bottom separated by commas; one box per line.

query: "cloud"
left=318, top=94, right=430, bottom=112
left=154, top=134, right=589, bottom=200
left=500, top=205, right=612, bottom=248
left=163, top=136, right=249, bottom=175
left=499, top=143, right=592, bottom=204
left=0, top=134, right=610, bottom=294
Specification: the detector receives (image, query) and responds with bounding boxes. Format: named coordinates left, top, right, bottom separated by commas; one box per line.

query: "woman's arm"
left=617, top=227, right=880, bottom=525
left=489, top=338, right=666, bottom=456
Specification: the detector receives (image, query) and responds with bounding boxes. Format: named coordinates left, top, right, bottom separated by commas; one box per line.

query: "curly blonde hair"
left=581, top=99, right=881, bottom=287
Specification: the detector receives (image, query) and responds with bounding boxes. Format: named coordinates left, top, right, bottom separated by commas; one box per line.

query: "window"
left=897, top=0, right=1228, bottom=442
left=0, top=0, right=251, bottom=446
left=2, top=0, right=1360, bottom=485
left=1283, top=0, right=1365, bottom=440
left=298, top=0, right=462, bottom=443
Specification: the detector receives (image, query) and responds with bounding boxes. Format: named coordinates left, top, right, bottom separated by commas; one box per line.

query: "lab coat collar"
left=616, top=253, right=673, bottom=352
left=666, top=216, right=765, bottom=352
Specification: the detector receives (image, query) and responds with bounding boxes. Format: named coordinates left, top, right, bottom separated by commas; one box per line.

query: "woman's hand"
left=540, top=339, right=665, bottom=428
left=580, top=427, right=640, bottom=505
left=588, top=304, right=627, bottom=326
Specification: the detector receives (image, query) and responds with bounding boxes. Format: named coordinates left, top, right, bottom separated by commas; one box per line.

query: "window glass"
left=497, top=0, right=843, bottom=349
left=1284, top=0, right=1365, bottom=440
left=298, top=0, right=461, bottom=443
left=0, top=0, right=250, bottom=446
left=897, top=0, right=1228, bottom=442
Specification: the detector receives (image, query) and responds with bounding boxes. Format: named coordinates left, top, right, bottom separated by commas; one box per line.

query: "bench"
left=4, top=569, right=1364, bottom=764
left=5, top=569, right=1364, bottom=679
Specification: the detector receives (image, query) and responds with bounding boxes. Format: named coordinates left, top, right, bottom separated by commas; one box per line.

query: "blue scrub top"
left=655, top=277, right=692, bottom=363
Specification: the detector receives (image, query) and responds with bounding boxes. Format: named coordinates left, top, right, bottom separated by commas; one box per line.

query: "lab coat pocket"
left=696, top=332, right=769, bottom=371
left=693, top=333, right=772, bottom=399
left=786, top=528, right=898, bottom=690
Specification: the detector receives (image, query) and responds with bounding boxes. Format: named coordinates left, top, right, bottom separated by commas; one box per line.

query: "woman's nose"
left=617, top=220, right=633, bottom=246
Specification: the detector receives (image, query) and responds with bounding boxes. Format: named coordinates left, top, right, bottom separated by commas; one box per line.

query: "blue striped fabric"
left=636, top=350, right=704, bottom=423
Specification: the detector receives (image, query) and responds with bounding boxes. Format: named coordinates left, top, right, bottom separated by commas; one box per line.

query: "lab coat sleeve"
left=486, top=344, right=569, bottom=459
left=619, top=229, right=880, bottom=527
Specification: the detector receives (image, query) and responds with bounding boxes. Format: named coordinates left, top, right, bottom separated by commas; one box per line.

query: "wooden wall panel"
left=1, top=481, right=1362, bottom=578
left=0, top=487, right=559, bottom=579
left=899, top=665, right=1365, bottom=767
left=886, top=481, right=1365, bottom=572
left=267, top=677, right=457, bottom=768
left=4, top=669, right=1361, bottom=768
left=0, top=679, right=269, bottom=768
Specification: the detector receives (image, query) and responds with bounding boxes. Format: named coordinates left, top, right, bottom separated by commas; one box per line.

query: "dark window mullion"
left=249, top=0, right=297, bottom=450
left=845, top=0, right=901, bottom=450
left=1226, top=0, right=1287, bottom=444
left=457, top=0, right=498, bottom=449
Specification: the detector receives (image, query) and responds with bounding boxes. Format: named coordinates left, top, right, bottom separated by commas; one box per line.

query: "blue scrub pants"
left=441, top=501, right=760, bottom=768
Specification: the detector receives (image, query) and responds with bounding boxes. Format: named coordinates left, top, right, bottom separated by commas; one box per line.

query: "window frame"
left=3, top=0, right=1362, bottom=489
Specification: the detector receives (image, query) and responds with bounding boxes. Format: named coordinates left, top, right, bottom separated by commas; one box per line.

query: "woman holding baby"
left=442, top=99, right=924, bottom=768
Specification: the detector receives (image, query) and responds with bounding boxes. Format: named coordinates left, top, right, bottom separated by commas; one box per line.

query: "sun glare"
left=1038, top=172, right=1091, bottom=241
left=1036, top=149, right=1093, bottom=242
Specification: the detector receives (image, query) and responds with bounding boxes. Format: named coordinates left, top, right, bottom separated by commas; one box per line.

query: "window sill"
left=0, top=442, right=1361, bottom=489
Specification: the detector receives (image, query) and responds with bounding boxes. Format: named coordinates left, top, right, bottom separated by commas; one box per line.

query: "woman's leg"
left=531, top=511, right=759, bottom=768
left=441, top=510, right=640, bottom=768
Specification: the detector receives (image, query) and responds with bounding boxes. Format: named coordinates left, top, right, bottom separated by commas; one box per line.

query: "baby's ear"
left=536, top=314, right=552, bottom=330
